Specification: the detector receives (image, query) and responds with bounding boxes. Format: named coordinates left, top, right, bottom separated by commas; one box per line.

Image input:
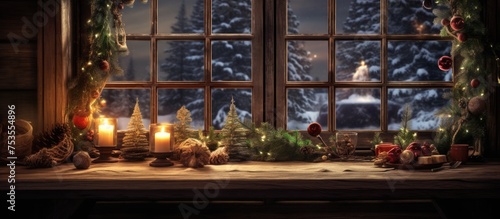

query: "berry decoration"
left=470, top=79, right=480, bottom=88
left=72, top=114, right=90, bottom=130
left=438, top=56, right=453, bottom=71
left=307, top=122, right=322, bottom=137
left=91, top=89, right=100, bottom=99
left=450, top=15, right=465, bottom=31
left=457, top=33, right=467, bottom=42
left=422, top=0, right=432, bottom=10
left=441, top=18, right=450, bottom=26
left=99, top=60, right=110, bottom=71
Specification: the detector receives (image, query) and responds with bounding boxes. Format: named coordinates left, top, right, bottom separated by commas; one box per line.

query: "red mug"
left=375, top=143, right=399, bottom=156
left=450, top=144, right=469, bottom=162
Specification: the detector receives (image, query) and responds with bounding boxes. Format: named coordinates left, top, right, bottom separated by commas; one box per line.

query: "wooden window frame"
left=101, top=0, right=264, bottom=131
left=275, top=0, right=454, bottom=145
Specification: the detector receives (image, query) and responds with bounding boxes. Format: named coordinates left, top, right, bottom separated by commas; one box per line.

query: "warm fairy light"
left=106, top=4, right=110, bottom=8
left=267, top=152, right=271, bottom=156
left=261, top=135, right=266, bottom=142
left=466, top=129, right=469, bottom=133
left=460, top=66, right=464, bottom=70
left=413, top=133, right=417, bottom=137
left=87, top=61, right=92, bottom=66
left=462, top=87, right=466, bottom=91
left=259, top=151, right=263, bottom=155
left=87, top=19, right=91, bottom=24
left=477, top=68, right=480, bottom=71
left=218, top=141, right=222, bottom=146
left=439, top=128, right=444, bottom=132
left=95, top=33, right=99, bottom=38
left=81, top=67, right=85, bottom=71
left=316, top=144, right=321, bottom=149
left=481, top=93, right=484, bottom=96
left=448, top=114, right=452, bottom=118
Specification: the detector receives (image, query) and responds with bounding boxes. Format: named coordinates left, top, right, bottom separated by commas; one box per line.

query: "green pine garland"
left=433, top=0, right=500, bottom=153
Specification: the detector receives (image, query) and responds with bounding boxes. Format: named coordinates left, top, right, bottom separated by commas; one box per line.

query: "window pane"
left=158, top=40, right=204, bottom=81
left=287, top=41, right=328, bottom=82
left=212, top=0, right=251, bottom=33
left=287, top=0, right=328, bottom=34
left=158, top=88, right=205, bottom=129
left=211, top=40, right=251, bottom=81
left=335, top=88, right=381, bottom=130
left=122, top=0, right=150, bottom=34
left=287, top=88, right=328, bottom=130
left=335, top=41, right=381, bottom=82
left=158, top=0, right=203, bottom=34
left=109, top=41, right=150, bottom=82
left=388, top=88, right=451, bottom=130
left=388, top=0, right=443, bottom=34
left=100, top=89, right=151, bottom=130
left=336, top=0, right=380, bottom=34
left=212, top=88, right=252, bottom=129
left=388, top=40, right=452, bottom=82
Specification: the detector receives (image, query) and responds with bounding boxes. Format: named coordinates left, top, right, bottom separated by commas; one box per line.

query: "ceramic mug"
left=450, top=144, right=469, bottom=162
left=375, top=143, right=399, bottom=156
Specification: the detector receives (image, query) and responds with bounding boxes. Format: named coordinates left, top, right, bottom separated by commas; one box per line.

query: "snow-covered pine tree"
left=158, top=0, right=204, bottom=123
left=210, top=0, right=252, bottom=129
left=220, top=97, right=252, bottom=161
left=120, top=98, right=149, bottom=160
left=386, top=0, right=451, bottom=130
left=286, top=2, right=318, bottom=126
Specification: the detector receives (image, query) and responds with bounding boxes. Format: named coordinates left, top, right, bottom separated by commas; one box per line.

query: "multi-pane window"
left=100, top=0, right=263, bottom=131
left=278, top=0, right=453, bottom=133
left=98, top=0, right=453, bottom=137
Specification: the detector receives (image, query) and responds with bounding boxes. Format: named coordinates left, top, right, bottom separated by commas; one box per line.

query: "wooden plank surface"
left=3, top=160, right=500, bottom=200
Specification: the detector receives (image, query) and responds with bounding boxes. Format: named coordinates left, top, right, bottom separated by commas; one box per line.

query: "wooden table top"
left=3, top=159, right=500, bottom=200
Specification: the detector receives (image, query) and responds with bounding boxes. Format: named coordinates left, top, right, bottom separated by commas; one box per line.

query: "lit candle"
left=98, top=119, right=114, bottom=146
left=154, top=127, right=171, bottom=152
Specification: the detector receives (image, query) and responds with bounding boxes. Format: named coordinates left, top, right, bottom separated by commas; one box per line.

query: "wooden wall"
left=0, top=0, right=39, bottom=132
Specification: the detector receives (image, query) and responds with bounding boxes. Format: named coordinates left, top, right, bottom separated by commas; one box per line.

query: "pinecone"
left=32, top=123, right=71, bottom=153
left=209, top=147, right=229, bottom=165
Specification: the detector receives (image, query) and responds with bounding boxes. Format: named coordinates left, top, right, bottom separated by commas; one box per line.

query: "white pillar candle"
left=154, top=127, right=171, bottom=152
left=98, top=119, right=114, bottom=146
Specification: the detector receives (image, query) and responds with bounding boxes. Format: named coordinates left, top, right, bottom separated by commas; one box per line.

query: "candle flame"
left=103, top=118, right=109, bottom=125
left=160, top=126, right=165, bottom=133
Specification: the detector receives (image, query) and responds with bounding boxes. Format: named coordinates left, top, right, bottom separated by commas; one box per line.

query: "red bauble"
left=387, top=147, right=402, bottom=164
left=450, top=16, right=465, bottom=31
left=422, top=0, right=432, bottom=10
left=468, top=96, right=486, bottom=115
left=470, top=79, right=480, bottom=88
left=72, top=114, right=90, bottom=130
left=441, top=18, right=450, bottom=26
left=99, top=60, right=110, bottom=71
left=438, top=56, right=453, bottom=71
left=307, top=122, right=322, bottom=137
left=457, top=33, right=467, bottom=42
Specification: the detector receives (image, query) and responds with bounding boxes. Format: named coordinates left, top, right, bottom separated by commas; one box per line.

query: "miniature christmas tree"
left=120, top=98, right=149, bottom=161
left=220, top=97, right=251, bottom=161
left=174, top=105, right=194, bottom=146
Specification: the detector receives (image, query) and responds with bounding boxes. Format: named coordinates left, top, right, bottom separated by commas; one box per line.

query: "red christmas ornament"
left=406, top=142, right=423, bottom=159
left=118, top=3, right=125, bottom=10
left=470, top=79, right=480, bottom=88
left=307, top=122, right=322, bottom=137
left=72, top=114, right=90, bottom=130
left=99, top=60, right=110, bottom=71
left=438, top=56, right=453, bottom=71
left=441, top=18, right=450, bottom=26
left=450, top=16, right=465, bottom=31
left=422, top=0, right=432, bottom=10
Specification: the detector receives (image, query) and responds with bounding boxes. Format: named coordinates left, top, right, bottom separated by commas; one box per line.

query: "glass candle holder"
left=93, top=117, right=118, bottom=163
left=334, top=132, right=358, bottom=160
left=149, top=123, right=175, bottom=167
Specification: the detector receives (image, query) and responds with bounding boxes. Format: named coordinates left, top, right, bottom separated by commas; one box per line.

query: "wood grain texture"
left=3, top=160, right=500, bottom=201
left=0, top=43, right=37, bottom=89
